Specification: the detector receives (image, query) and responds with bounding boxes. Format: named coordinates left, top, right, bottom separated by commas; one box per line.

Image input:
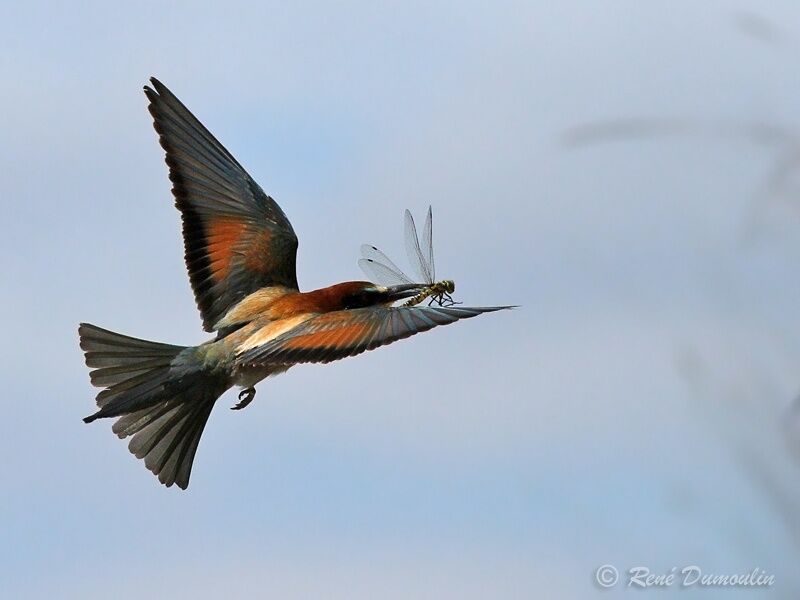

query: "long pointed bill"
left=385, top=283, right=427, bottom=302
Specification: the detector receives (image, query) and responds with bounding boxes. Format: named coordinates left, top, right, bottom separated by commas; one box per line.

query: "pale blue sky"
left=3, top=1, right=800, bottom=598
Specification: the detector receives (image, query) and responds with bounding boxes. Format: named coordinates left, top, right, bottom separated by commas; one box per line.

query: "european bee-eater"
left=79, top=78, right=511, bottom=489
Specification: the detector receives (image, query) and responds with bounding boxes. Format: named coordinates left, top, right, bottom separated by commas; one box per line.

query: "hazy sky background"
left=3, top=1, right=800, bottom=598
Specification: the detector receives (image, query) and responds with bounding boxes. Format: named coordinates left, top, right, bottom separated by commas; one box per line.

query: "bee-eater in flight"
left=79, top=78, right=511, bottom=489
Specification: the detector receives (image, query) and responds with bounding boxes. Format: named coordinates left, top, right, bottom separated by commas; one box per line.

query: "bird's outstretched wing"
left=144, top=78, right=299, bottom=331
left=235, top=305, right=511, bottom=366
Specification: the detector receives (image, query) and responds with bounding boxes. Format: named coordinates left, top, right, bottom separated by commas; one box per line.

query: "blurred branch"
left=561, top=116, right=800, bottom=242
left=560, top=10, right=800, bottom=243
left=734, top=11, right=787, bottom=47
left=675, top=348, right=800, bottom=558
left=561, top=118, right=796, bottom=149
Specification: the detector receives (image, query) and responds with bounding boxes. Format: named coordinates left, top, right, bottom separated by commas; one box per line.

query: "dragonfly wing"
left=421, top=205, right=435, bottom=283
left=404, top=209, right=433, bottom=284
left=360, top=245, right=413, bottom=278
left=359, top=258, right=414, bottom=286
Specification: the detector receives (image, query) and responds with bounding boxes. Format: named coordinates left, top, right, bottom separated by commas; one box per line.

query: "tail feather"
left=113, top=402, right=179, bottom=438
left=94, top=368, right=173, bottom=410
left=80, top=324, right=184, bottom=353
left=79, top=323, right=228, bottom=489
left=90, top=358, right=175, bottom=388
left=136, top=399, right=216, bottom=488
left=80, top=323, right=185, bottom=412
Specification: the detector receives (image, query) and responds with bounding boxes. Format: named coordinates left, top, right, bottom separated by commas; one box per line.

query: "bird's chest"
left=232, top=363, right=292, bottom=389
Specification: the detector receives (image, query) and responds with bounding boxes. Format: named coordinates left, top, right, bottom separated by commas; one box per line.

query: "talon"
left=231, top=387, right=256, bottom=410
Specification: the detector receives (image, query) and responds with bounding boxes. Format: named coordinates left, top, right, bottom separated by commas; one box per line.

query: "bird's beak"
left=384, top=283, right=426, bottom=302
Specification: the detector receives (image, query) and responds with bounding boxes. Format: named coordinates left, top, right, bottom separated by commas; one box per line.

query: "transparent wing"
left=404, top=209, right=434, bottom=284
left=359, top=259, right=415, bottom=285
left=359, top=244, right=415, bottom=285
left=421, top=205, right=435, bottom=283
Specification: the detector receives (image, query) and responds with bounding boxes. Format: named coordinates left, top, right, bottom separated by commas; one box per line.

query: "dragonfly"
left=359, top=206, right=459, bottom=307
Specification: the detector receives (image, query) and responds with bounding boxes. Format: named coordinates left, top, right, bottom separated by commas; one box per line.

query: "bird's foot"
left=231, top=387, right=256, bottom=410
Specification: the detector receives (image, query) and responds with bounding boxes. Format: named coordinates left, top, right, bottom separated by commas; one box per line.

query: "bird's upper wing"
left=144, top=78, right=299, bottom=331
left=235, top=305, right=511, bottom=366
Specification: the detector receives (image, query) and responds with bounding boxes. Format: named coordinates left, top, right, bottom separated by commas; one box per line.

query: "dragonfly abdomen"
left=403, top=280, right=457, bottom=307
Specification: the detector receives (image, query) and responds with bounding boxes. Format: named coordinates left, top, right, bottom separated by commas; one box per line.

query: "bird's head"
left=331, top=281, right=427, bottom=309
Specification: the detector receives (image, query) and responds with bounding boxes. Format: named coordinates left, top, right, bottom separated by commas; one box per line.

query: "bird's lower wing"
left=234, top=305, right=512, bottom=366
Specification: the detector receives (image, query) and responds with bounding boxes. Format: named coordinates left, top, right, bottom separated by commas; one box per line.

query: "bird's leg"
left=231, top=387, right=256, bottom=410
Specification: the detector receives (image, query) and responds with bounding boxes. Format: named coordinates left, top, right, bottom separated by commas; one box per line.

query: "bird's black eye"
left=343, top=290, right=378, bottom=309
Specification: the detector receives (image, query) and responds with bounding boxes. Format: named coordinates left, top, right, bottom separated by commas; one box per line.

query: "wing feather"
left=235, top=305, right=511, bottom=366
left=145, top=78, right=299, bottom=331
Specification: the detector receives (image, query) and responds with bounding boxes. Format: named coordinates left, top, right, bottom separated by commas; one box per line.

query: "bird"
left=79, top=78, right=512, bottom=490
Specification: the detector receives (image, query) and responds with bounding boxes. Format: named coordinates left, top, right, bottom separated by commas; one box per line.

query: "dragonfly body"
left=404, top=279, right=456, bottom=307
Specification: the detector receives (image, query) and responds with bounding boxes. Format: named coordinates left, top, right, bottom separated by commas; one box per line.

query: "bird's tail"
left=79, top=323, right=229, bottom=489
